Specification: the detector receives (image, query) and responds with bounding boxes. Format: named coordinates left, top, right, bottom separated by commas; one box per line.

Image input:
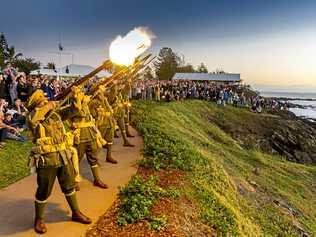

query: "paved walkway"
left=0, top=128, right=142, bottom=237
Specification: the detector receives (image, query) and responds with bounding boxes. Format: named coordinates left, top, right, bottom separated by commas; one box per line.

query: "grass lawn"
left=130, top=100, right=316, bottom=236
left=0, top=139, right=32, bottom=188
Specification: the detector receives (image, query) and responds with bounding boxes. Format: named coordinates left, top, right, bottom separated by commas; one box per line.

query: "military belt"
left=72, top=121, right=95, bottom=129
left=32, top=142, right=67, bottom=155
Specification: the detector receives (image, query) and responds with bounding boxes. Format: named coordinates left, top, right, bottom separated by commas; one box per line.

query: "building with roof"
left=30, top=64, right=111, bottom=79
left=172, top=72, right=241, bottom=84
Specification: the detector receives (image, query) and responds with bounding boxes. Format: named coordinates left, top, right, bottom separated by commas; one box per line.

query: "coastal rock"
left=211, top=109, right=316, bottom=164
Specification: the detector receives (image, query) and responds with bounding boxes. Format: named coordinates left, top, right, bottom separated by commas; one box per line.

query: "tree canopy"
left=154, top=47, right=180, bottom=80
left=0, top=33, right=40, bottom=73
left=197, top=62, right=208, bottom=73
left=45, top=62, right=56, bottom=70
left=13, top=57, right=41, bottom=75
left=176, top=64, right=195, bottom=73
left=143, top=66, right=154, bottom=80
left=154, top=47, right=213, bottom=78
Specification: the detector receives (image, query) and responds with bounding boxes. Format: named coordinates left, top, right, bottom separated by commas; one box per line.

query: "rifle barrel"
left=89, top=54, right=152, bottom=95
left=55, top=60, right=112, bottom=100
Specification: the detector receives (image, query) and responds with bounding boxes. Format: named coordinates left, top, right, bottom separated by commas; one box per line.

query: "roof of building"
left=30, top=64, right=111, bottom=78
left=172, top=72, right=241, bottom=82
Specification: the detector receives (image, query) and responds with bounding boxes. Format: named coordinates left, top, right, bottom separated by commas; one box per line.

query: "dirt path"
left=0, top=128, right=142, bottom=237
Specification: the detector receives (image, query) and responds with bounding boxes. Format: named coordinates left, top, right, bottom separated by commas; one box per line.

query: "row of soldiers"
left=26, top=78, right=134, bottom=234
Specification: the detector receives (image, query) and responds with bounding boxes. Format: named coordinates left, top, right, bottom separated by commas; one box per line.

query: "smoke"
left=109, top=26, right=155, bottom=66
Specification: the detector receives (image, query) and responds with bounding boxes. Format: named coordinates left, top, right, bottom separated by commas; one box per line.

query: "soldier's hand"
left=47, top=101, right=57, bottom=110
left=71, top=86, right=81, bottom=97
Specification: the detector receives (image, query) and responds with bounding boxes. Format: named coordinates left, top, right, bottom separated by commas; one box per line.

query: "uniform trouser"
left=75, top=141, right=101, bottom=181
left=76, top=141, right=98, bottom=166
left=35, top=164, right=76, bottom=202
left=117, top=115, right=129, bottom=142
left=99, top=124, right=115, bottom=144
left=124, top=107, right=131, bottom=132
left=98, top=121, right=115, bottom=158
left=116, top=114, right=125, bottom=134
left=124, top=107, right=130, bottom=125
left=69, top=147, right=80, bottom=183
left=35, top=163, right=79, bottom=220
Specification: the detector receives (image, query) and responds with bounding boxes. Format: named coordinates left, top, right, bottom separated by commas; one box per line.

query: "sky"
left=1, top=0, right=316, bottom=91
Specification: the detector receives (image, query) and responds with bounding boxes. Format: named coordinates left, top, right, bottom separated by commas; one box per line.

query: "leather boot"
left=122, top=131, right=135, bottom=147
left=91, top=166, right=108, bottom=189
left=106, top=156, right=118, bottom=164
left=106, top=145, right=117, bottom=164
left=72, top=211, right=92, bottom=224
left=93, top=179, right=108, bottom=189
left=34, top=218, right=47, bottom=234
left=34, top=201, right=47, bottom=234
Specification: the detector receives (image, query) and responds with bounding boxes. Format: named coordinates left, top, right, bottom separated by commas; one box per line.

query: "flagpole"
left=59, top=32, right=62, bottom=79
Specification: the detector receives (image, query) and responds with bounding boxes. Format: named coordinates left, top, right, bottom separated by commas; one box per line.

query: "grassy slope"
left=0, top=139, right=32, bottom=188
left=132, top=100, right=316, bottom=237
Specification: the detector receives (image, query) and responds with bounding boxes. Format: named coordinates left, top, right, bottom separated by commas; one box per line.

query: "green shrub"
left=117, top=175, right=164, bottom=226
left=165, top=187, right=181, bottom=199
left=149, top=215, right=168, bottom=231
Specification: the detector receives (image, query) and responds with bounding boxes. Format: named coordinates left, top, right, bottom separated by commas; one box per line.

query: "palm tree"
left=6, top=46, right=23, bottom=65
left=46, top=62, right=56, bottom=70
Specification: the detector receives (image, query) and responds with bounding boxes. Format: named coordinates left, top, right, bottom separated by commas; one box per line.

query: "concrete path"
left=0, top=128, right=142, bottom=237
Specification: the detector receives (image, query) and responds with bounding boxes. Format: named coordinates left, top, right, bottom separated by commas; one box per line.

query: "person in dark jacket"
left=0, top=73, right=6, bottom=99
left=17, top=75, right=29, bottom=102
left=41, top=79, right=54, bottom=100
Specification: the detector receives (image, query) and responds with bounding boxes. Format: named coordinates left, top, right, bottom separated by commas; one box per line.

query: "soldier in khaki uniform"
left=26, top=90, right=91, bottom=234
left=121, top=79, right=134, bottom=138
left=67, top=86, right=108, bottom=190
left=89, top=85, right=117, bottom=164
left=108, top=83, right=134, bottom=147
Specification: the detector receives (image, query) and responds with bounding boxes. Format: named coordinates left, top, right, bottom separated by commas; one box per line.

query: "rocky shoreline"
left=261, top=95, right=316, bottom=121
left=210, top=107, right=316, bottom=165
left=269, top=97, right=316, bottom=102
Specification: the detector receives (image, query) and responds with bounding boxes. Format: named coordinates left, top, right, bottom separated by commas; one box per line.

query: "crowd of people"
left=132, top=80, right=290, bottom=112
left=0, top=65, right=72, bottom=148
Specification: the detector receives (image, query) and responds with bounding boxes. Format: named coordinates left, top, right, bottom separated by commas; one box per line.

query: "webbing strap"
left=65, top=190, right=76, bottom=197
left=35, top=198, right=48, bottom=204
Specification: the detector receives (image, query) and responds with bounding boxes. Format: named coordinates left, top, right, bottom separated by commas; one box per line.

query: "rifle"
left=89, top=54, right=153, bottom=96
left=116, top=55, right=156, bottom=89
left=55, top=60, right=113, bottom=101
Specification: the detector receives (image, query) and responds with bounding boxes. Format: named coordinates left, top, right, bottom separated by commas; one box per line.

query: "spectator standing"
left=135, top=84, right=141, bottom=99
left=41, top=79, right=54, bottom=100
left=17, top=75, right=29, bottom=102
left=146, top=85, right=153, bottom=100
left=233, top=92, right=239, bottom=107
left=6, top=71, right=18, bottom=105
left=154, top=84, right=160, bottom=101
left=51, top=79, right=60, bottom=99
left=0, top=73, right=6, bottom=99
left=141, top=83, right=146, bottom=100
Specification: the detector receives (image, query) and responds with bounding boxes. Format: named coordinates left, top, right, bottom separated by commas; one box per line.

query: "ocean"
left=260, top=91, right=316, bottom=120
